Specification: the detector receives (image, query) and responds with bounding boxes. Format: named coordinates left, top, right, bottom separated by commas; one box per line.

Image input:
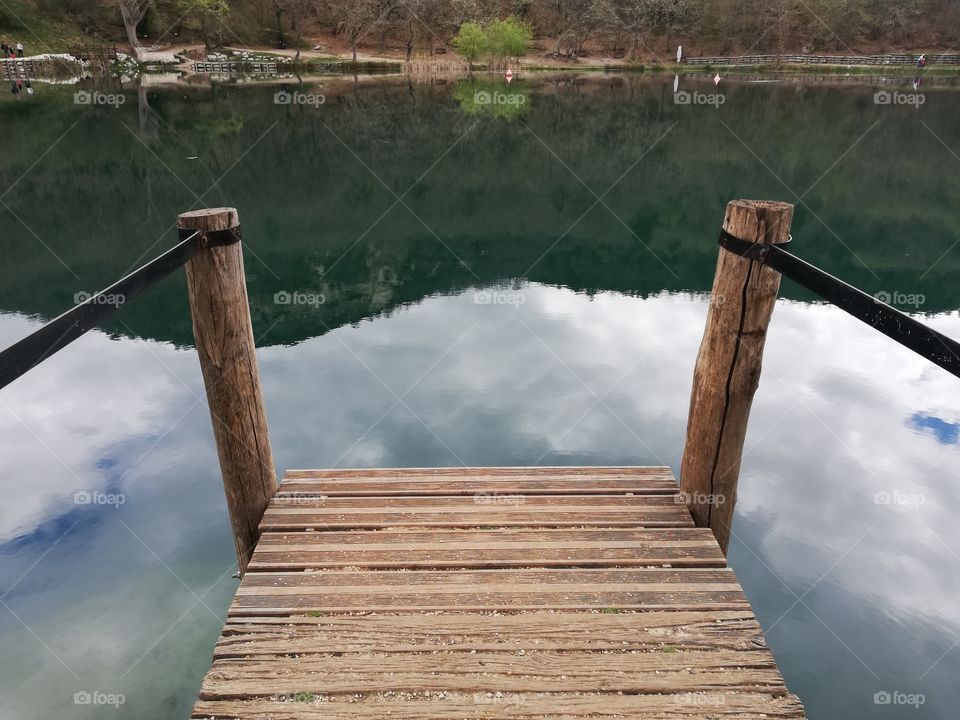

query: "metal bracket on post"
left=178, top=226, right=243, bottom=249
left=718, top=228, right=791, bottom=263
left=717, top=227, right=960, bottom=380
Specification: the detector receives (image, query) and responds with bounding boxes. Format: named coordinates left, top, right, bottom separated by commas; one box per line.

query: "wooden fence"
left=1, top=58, right=42, bottom=79
left=684, top=53, right=960, bottom=66
left=193, top=61, right=278, bottom=74
left=69, top=44, right=119, bottom=61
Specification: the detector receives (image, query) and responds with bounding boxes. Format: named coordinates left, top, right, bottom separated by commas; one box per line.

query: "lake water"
left=0, top=72, right=958, bottom=719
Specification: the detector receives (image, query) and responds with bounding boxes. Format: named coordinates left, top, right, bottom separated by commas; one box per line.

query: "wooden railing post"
left=178, top=208, right=276, bottom=575
left=680, top=199, right=794, bottom=554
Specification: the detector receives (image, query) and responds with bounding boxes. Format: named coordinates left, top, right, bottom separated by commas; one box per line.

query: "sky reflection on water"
left=0, top=285, right=958, bottom=718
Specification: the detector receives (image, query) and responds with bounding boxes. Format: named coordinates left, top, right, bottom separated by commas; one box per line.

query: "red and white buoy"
left=506, top=68, right=514, bottom=83
left=714, top=73, right=721, bottom=86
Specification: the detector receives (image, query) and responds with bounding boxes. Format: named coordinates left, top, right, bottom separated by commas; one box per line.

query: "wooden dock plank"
left=193, top=693, right=806, bottom=719
left=280, top=467, right=678, bottom=496
left=199, top=650, right=788, bottom=697
left=249, top=527, right=726, bottom=569
left=194, top=467, right=804, bottom=719
left=270, top=495, right=683, bottom=506
left=213, top=611, right=765, bottom=655
left=260, top=494, right=694, bottom=530
left=284, top=466, right=676, bottom=478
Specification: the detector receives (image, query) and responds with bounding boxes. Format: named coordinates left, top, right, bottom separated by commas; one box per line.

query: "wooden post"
left=680, top=200, right=794, bottom=554
left=179, top=208, right=277, bottom=575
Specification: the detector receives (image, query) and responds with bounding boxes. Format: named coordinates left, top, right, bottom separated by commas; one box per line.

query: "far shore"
left=4, top=41, right=958, bottom=91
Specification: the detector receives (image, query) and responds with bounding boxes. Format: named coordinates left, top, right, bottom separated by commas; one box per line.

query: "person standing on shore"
left=16, top=41, right=23, bottom=57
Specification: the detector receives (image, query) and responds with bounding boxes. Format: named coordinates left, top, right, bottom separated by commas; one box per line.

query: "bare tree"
left=565, top=0, right=617, bottom=57
left=118, top=0, right=153, bottom=56
left=279, top=0, right=318, bottom=58
left=328, top=0, right=397, bottom=60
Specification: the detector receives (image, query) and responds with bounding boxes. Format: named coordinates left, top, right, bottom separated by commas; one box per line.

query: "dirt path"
left=136, top=41, right=404, bottom=65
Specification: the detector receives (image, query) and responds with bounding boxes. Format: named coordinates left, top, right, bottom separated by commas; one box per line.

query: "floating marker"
left=506, top=68, right=513, bottom=83
left=714, top=73, right=721, bottom=86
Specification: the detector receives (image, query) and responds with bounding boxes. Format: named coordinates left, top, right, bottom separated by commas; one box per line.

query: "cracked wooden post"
left=680, top=200, right=794, bottom=554
left=179, top=207, right=276, bottom=576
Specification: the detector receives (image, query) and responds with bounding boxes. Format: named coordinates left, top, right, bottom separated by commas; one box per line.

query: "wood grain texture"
left=679, top=200, right=794, bottom=553
left=199, top=650, right=787, bottom=696
left=285, top=466, right=675, bottom=478
left=249, top=527, right=725, bottom=570
left=193, top=692, right=806, bottom=719
left=280, top=467, right=678, bottom=496
left=181, top=208, right=276, bottom=575
left=214, top=611, right=764, bottom=655
left=260, top=492, right=693, bottom=531
left=193, top=466, right=804, bottom=718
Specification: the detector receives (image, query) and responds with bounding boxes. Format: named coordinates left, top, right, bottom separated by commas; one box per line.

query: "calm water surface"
left=0, top=73, right=958, bottom=719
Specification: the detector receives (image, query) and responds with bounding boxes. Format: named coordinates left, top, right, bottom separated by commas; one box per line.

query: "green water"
left=0, top=72, right=958, bottom=719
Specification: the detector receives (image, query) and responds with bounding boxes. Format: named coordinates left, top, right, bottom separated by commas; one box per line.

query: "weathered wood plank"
left=260, top=507, right=693, bottom=530
left=230, top=593, right=749, bottom=614
left=260, top=494, right=693, bottom=533
left=193, top=465, right=804, bottom=718
left=214, top=611, right=765, bottom=656
left=277, top=481, right=673, bottom=496
left=237, top=567, right=739, bottom=587
left=285, top=466, right=675, bottom=478
left=279, top=466, right=678, bottom=496
left=199, top=650, right=788, bottom=697
left=193, top=692, right=806, bottom=719
left=233, top=567, right=747, bottom=614
left=260, top=515, right=692, bottom=530
left=251, top=545, right=719, bottom=563
left=248, top=530, right=725, bottom=569
left=269, top=495, right=682, bottom=508
left=255, top=527, right=719, bottom=545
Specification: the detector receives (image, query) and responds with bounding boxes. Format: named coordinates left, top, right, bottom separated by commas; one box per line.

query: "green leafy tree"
left=454, top=16, right=531, bottom=66
left=453, top=20, right=488, bottom=62
left=486, top=16, right=533, bottom=61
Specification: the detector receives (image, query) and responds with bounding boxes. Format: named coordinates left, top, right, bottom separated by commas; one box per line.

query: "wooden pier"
left=0, top=203, right=809, bottom=718
left=191, top=466, right=805, bottom=719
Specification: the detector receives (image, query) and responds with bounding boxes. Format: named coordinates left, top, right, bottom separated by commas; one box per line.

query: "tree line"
left=45, top=0, right=960, bottom=60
